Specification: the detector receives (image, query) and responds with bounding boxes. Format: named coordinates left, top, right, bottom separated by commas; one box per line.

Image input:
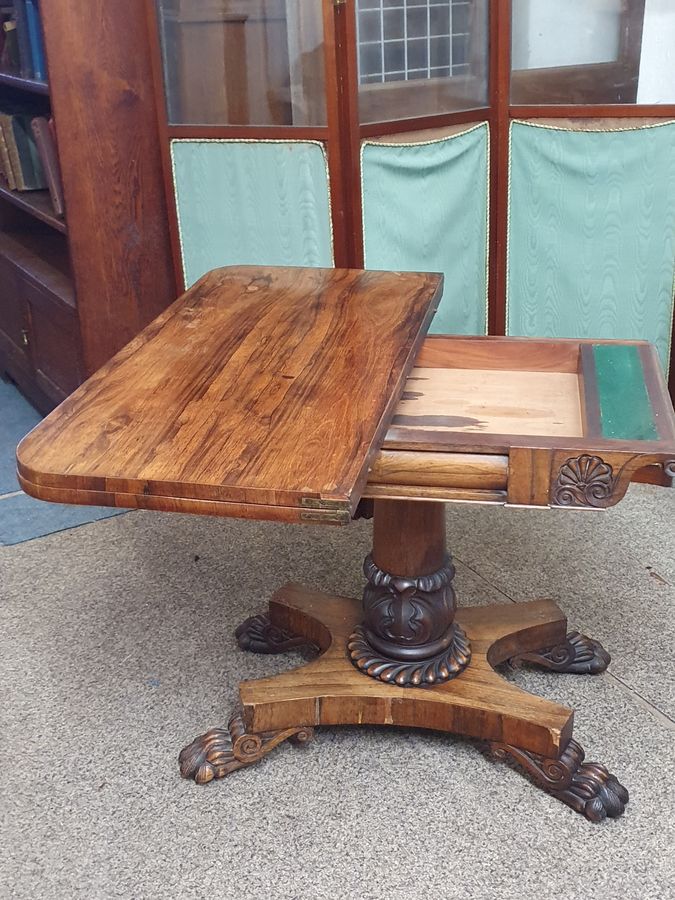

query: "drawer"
left=364, top=334, right=675, bottom=509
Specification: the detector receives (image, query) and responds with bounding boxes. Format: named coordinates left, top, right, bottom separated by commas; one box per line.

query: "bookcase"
left=0, top=0, right=176, bottom=413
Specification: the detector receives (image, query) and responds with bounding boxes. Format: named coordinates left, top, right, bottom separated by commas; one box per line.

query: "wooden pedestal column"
left=348, top=500, right=471, bottom=686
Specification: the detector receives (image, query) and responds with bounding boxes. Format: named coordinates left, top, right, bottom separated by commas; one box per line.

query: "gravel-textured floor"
left=1, top=484, right=674, bottom=899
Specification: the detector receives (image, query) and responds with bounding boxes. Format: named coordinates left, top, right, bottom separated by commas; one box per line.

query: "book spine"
left=1, top=20, right=20, bottom=74
left=0, top=121, right=17, bottom=190
left=24, top=0, right=45, bottom=81
left=0, top=113, right=27, bottom=190
left=13, top=0, right=34, bottom=79
left=16, top=114, right=46, bottom=188
left=31, top=116, right=65, bottom=216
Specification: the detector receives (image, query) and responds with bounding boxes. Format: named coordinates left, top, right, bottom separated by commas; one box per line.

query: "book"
left=0, top=109, right=46, bottom=190
left=0, top=112, right=24, bottom=187
left=31, top=116, right=64, bottom=216
left=24, top=0, right=45, bottom=81
left=1, top=18, right=19, bottom=73
left=0, top=120, right=17, bottom=189
left=13, top=0, right=34, bottom=79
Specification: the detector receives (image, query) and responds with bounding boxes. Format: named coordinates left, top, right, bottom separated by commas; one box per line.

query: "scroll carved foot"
left=179, top=711, right=314, bottom=784
left=235, top=614, right=316, bottom=655
left=510, top=631, right=610, bottom=674
left=490, top=738, right=628, bottom=822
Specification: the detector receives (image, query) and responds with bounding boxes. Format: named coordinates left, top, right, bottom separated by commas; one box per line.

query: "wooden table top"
left=17, top=266, right=442, bottom=524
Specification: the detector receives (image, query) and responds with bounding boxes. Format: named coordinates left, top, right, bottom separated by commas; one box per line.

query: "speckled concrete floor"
left=1, top=484, right=674, bottom=899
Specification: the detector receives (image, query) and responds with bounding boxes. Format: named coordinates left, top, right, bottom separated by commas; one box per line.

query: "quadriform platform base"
left=16, top=268, right=675, bottom=824
left=178, top=501, right=627, bottom=825
left=180, top=585, right=627, bottom=823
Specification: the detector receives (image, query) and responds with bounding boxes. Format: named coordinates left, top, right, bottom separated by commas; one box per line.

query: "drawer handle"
left=20, top=329, right=29, bottom=347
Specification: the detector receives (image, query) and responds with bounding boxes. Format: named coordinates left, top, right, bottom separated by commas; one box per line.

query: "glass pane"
left=358, top=0, right=489, bottom=124
left=156, top=0, right=326, bottom=125
left=511, top=0, right=675, bottom=105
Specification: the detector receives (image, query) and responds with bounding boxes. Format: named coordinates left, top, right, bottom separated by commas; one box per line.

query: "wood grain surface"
left=392, top=366, right=584, bottom=437
left=239, top=584, right=574, bottom=758
left=41, top=0, right=176, bottom=375
left=17, top=266, right=442, bottom=521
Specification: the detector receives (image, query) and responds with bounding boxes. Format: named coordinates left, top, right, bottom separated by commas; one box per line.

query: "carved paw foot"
left=179, top=710, right=314, bottom=785
left=235, top=614, right=316, bottom=655
left=510, top=631, right=610, bottom=674
left=490, top=738, right=628, bottom=822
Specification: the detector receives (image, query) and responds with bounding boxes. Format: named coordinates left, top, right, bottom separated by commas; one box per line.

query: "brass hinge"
left=300, top=509, right=351, bottom=525
left=333, top=0, right=347, bottom=6
left=301, top=497, right=347, bottom=510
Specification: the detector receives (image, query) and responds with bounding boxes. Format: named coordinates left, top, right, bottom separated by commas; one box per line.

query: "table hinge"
left=300, top=509, right=351, bottom=525
left=301, top=497, right=346, bottom=510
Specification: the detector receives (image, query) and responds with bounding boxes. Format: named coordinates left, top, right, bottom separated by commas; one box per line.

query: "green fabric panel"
left=592, top=344, right=658, bottom=441
left=171, top=140, right=334, bottom=287
left=508, top=122, right=675, bottom=372
left=361, top=124, right=489, bottom=335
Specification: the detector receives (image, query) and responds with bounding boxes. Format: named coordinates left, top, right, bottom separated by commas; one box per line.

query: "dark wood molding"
left=511, top=104, right=675, bottom=119
left=323, top=0, right=363, bottom=268
left=487, top=0, right=510, bottom=336
left=145, top=0, right=189, bottom=295
left=359, top=107, right=489, bottom=139
left=166, top=124, right=329, bottom=140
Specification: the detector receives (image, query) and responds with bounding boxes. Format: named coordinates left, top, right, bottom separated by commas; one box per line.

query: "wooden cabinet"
left=0, top=0, right=176, bottom=413
left=0, top=253, right=30, bottom=379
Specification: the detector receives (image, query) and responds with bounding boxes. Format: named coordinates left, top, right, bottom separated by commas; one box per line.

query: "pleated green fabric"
left=171, top=140, right=334, bottom=287
left=507, top=121, right=675, bottom=371
left=361, top=123, right=489, bottom=335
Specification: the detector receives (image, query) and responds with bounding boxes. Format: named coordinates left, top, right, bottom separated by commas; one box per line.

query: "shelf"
left=0, top=71, right=49, bottom=95
left=0, top=228, right=74, bottom=307
left=0, top=184, right=65, bottom=233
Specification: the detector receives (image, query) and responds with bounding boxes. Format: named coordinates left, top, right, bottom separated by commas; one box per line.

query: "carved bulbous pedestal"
left=348, top=553, right=470, bottom=686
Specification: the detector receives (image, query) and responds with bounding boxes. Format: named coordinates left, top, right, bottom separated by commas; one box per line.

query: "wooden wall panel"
left=42, top=0, right=176, bottom=375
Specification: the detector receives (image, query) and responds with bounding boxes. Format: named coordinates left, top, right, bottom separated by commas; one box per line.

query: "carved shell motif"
left=553, top=455, right=614, bottom=508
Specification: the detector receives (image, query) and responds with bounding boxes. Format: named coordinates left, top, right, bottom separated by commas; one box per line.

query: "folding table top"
left=17, top=266, right=442, bottom=525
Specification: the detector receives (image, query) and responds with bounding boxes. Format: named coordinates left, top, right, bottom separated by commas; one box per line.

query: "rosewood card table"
left=17, top=266, right=675, bottom=823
